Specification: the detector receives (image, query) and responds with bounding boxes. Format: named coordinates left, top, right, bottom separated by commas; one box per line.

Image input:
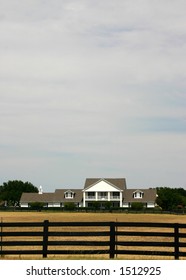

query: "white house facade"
left=82, top=178, right=125, bottom=208
left=20, top=178, right=157, bottom=208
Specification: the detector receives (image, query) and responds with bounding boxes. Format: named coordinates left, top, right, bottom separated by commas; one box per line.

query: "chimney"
left=39, top=186, right=43, bottom=194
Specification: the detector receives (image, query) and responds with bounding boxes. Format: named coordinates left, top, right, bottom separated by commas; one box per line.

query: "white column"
left=95, top=192, right=98, bottom=201
left=83, top=191, right=86, bottom=207
left=108, top=192, right=110, bottom=201
left=120, top=192, right=122, bottom=207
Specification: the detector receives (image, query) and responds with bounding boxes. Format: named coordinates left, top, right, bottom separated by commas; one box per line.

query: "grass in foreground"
left=1, top=211, right=186, bottom=260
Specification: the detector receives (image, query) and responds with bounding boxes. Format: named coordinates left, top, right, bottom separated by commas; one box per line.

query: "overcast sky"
left=0, top=0, right=186, bottom=191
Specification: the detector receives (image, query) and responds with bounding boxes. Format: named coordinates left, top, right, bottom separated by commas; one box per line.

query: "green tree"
left=0, top=180, right=38, bottom=206
left=156, top=187, right=186, bottom=211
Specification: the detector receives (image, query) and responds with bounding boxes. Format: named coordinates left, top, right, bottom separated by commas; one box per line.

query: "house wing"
left=124, top=189, right=157, bottom=203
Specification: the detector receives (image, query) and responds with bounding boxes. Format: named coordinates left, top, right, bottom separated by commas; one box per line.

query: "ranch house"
left=20, top=178, right=157, bottom=208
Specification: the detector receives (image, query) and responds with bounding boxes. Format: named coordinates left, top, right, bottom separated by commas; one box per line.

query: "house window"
left=86, top=192, right=95, bottom=199
left=111, top=192, right=120, bottom=199
left=133, top=191, right=143, bottom=199
left=65, top=191, right=74, bottom=199
left=98, top=192, right=108, bottom=200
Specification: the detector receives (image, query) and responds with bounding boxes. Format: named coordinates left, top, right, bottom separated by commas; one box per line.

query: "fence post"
left=109, top=222, right=115, bottom=259
left=174, top=223, right=179, bottom=260
left=43, top=220, right=49, bottom=258
left=0, top=218, right=2, bottom=256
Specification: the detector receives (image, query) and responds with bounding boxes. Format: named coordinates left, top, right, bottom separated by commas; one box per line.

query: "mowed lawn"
left=1, top=211, right=186, bottom=260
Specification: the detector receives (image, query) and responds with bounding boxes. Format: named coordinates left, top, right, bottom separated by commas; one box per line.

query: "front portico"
left=82, top=178, right=124, bottom=207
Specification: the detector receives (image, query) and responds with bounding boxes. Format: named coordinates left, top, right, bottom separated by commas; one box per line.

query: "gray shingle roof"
left=84, top=178, right=127, bottom=190
left=20, top=192, right=54, bottom=203
left=54, top=189, right=83, bottom=202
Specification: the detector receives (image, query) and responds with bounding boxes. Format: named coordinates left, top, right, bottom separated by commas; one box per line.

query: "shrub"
left=103, top=201, right=112, bottom=210
left=64, top=202, right=76, bottom=211
left=131, top=202, right=144, bottom=211
left=29, top=202, right=45, bottom=210
left=92, top=201, right=101, bottom=210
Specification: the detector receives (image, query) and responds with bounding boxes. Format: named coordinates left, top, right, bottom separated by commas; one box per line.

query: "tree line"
left=0, top=180, right=38, bottom=206
left=0, top=180, right=186, bottom=211
left=156, top=187, right=186, bottom=211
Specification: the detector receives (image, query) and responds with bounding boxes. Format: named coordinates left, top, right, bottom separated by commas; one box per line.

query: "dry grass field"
left=2, top=211, right=186, bottom=223
left=1, top=211, right=186, bottom=260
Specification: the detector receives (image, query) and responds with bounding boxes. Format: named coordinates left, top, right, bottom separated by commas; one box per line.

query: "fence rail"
left=1, top=220, right=186, bottom=259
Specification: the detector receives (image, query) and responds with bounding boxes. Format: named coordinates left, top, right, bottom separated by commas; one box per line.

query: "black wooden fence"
left=1, top=220, right=186, bottom=259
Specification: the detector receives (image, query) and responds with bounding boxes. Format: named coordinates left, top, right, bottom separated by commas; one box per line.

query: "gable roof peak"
left=84, top=177, right=127, bottom=190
